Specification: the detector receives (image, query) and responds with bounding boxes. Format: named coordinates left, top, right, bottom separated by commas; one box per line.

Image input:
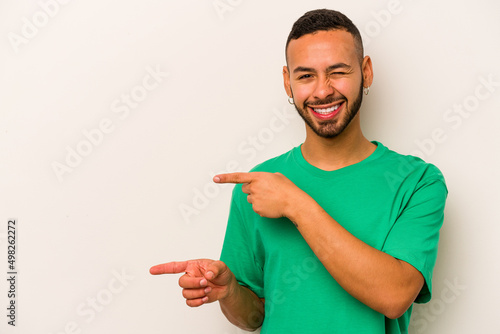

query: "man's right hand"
left=149, top=259, right=235, bottom=307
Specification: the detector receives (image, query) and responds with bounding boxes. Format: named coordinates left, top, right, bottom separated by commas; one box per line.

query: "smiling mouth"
left=308, top=101, right=344, bottom=119
left=312, top=104, right=340, bottom=114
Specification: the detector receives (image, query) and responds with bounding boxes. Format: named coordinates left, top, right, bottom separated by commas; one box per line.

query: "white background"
left=1, top=0, right=499, bottom=333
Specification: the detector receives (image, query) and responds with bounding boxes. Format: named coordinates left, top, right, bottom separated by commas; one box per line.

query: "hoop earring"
left=288, top=96, right=294, bottom=105
left=363, top=86, right=370, bottom=95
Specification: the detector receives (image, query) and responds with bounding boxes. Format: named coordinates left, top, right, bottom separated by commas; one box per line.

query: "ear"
left=282, top=65, right=292, bottom=97
left=361, top=56, right=374, bottom=88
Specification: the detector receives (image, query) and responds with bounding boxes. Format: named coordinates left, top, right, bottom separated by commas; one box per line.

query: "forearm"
left=219, top=279, right=264, bottom=331
left=287, top=194, right=423, bottom=318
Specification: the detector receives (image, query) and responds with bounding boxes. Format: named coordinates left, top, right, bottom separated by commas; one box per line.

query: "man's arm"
left=150, top=259, right=264, bottom=330
left=220, top=283, right=265, bottom=331
left=214, top=172, right=425, bottom=319
left=288, top=197, right=424, bottom=319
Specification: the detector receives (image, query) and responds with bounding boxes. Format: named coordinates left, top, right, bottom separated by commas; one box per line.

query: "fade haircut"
left=285, top=9, right=364, bottom=64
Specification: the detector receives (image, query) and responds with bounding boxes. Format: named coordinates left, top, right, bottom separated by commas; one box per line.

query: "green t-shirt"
left=220, top=142, right=447, bottom=333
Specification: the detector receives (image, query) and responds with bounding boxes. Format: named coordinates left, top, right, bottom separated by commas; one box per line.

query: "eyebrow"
left=293, top=63, right=353, bottom=73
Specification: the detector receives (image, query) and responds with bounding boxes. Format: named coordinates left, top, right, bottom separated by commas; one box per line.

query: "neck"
left=301, top=116, right=376, bottom=171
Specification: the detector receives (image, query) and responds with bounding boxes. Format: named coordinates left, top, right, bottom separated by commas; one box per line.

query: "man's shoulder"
left=376, top=142, right=446, bottom=185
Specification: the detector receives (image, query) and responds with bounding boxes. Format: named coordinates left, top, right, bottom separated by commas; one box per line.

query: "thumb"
left=204, top=260, right=228, bottom=281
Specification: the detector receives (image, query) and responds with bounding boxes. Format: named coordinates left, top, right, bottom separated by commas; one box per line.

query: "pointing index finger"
left=149, top=261, right=188, bottom=275
left=214, top=172, right=254, bottom=184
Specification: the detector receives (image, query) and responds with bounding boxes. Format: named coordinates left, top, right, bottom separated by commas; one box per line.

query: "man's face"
left=283, top=30, right=372, bottom=139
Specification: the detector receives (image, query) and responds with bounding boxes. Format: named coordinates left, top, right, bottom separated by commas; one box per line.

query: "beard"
left=293, top=80, right=364, bottom=139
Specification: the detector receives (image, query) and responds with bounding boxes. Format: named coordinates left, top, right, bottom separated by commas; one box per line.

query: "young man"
left=150, top=9, right=447, bottom=333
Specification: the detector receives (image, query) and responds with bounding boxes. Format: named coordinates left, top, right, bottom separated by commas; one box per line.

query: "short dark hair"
left=286, top=9, right=364, bottom=64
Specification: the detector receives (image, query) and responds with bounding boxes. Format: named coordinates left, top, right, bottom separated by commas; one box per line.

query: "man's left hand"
left=214, top=172, right=306, bottom=219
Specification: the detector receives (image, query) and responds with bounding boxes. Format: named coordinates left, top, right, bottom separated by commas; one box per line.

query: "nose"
left=312, top=76, right=335, bottom=100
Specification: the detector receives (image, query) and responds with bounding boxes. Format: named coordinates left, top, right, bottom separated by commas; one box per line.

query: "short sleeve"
left=220, top=186, right=265, bottom=298
left=382, top=169, right=448, bottom=304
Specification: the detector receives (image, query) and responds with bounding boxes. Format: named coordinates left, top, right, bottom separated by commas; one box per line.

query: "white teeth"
left=313, top=104, right=340, bottom=115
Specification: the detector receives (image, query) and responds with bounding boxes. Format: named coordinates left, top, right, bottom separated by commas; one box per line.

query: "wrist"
left=221, top=272, right=239, bottom=302
left=285, top=190, right=315, bottom=225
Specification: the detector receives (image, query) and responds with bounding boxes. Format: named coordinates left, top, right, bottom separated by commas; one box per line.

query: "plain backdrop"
left=1, top=0, right=499, bottom=333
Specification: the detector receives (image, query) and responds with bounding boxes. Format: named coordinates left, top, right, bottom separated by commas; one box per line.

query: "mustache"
left=305, top=96, right=345, bottom=107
